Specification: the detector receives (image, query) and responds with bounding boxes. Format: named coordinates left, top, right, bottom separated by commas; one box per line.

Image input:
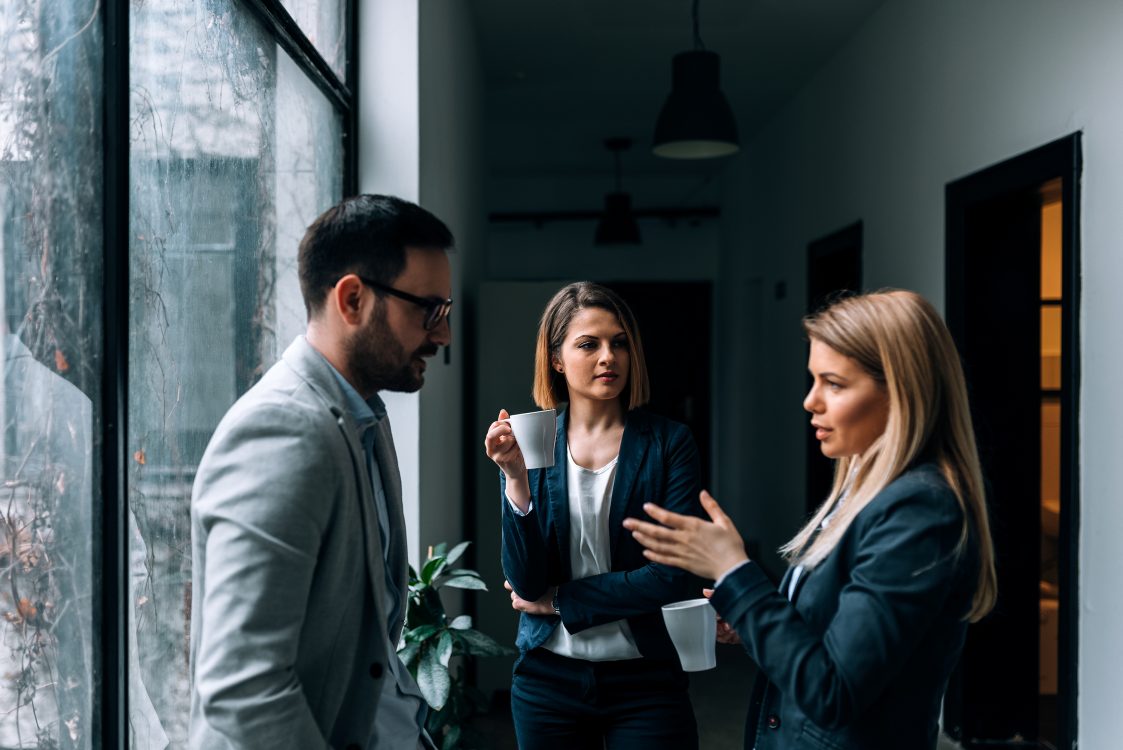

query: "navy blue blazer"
left=501, top=408, right=704, bottom=660
left=710, top=463, right=979, bottom=750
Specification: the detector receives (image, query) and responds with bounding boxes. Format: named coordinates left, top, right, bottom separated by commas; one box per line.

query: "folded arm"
left=560, top=425, right=704, bottom=632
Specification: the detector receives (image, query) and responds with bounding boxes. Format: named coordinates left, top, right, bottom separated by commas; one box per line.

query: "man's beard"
left=345, top=306, right=437, bottom=394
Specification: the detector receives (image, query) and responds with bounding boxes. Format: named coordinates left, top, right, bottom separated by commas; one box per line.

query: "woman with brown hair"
left=625, top=289, right=997, bottom=750
left=484, top=281, right=703, bottom=749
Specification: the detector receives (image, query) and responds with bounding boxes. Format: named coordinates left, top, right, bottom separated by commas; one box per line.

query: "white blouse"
left=543, top=445, right=642, bottom=661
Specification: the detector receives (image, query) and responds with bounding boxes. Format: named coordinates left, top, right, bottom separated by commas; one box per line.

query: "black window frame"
left=100, top=0, right=357, bottom=744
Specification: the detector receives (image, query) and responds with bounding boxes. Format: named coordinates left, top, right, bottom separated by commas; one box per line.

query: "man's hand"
left=503, top=580, right=557, bottom=615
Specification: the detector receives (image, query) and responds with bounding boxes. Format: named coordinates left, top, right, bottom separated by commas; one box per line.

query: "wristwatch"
left=551, top=588, right=560, bottom=616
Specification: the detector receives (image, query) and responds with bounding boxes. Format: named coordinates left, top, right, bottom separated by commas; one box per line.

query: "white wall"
left=359, top=0, right=423, bottom=566
left=417, top=0, right=485, bottom=570
left=718, top=0, right=1123, bottom=742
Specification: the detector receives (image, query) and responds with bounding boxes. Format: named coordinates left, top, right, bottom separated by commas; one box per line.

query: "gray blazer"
left=189, top=336, right=409, bottom=749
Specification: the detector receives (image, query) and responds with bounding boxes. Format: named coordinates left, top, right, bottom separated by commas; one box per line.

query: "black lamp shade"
left=653, top=50, right=739, bottom=159
left=594, top=193, right=641, bottom=245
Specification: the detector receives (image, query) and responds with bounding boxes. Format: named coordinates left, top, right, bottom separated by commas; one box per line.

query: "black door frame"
left=945, top=133, right=1081, bottom=749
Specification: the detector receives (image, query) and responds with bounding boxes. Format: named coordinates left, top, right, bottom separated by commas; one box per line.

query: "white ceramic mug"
left=505, top=408, right=557, bottom=470
left=661, top=598, right=718, bottom=671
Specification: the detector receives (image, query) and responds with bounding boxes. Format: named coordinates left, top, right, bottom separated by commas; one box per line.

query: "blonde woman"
left=484, top=282, right=703, bottom=750
left=625, top=290, right=997, bottom=750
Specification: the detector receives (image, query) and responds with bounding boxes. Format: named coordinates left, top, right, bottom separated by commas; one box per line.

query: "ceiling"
left=469, top=0, right=887, bottom=183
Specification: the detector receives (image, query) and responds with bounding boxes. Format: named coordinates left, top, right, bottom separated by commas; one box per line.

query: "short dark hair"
left=298, top=194, right=454, bottom=317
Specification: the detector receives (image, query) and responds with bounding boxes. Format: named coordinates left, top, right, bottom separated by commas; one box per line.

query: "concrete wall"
left=358, top=0, right=424, bottom=567
left=717, top=0, right=1123, bottom=742
left=359, top=0, right=486, bottom=576
left=417, top=0, right=485, bottom=570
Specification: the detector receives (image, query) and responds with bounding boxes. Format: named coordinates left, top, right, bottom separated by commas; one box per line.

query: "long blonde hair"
left=780, top=290, right=997, bottom=622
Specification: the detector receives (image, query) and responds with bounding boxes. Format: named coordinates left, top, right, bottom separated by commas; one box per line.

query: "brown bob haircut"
left=532, top=282, right=650, bottom=411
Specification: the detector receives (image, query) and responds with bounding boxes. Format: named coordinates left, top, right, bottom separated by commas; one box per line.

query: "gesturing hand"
left=623, top=490, right=750, bottom=581
left=504, top=580, right=556, bottom=616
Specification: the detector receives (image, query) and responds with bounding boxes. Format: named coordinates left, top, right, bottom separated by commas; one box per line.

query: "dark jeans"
left=511, top=648, right=699, bottom=750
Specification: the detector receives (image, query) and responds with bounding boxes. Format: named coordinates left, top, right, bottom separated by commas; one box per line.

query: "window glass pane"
left=279, top=0, right=347, bottom=79
left=0, top=1, right=102, bottom=747
left=129, top=1, right=342, bottom=745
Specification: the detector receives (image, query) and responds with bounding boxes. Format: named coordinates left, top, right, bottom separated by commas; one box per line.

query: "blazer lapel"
left=282, top=337, right=394, bottom=643
left=544, top=409, right=572, bottom=579
left=332, top=408, right=392, bottom=643
left=608, top=412, right=651, bottom=555
left=372, top=415, right=409, bottom=641
left=778, top=566, right=795, bottom=597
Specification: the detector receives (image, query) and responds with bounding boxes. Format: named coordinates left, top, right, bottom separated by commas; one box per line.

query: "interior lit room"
left=1, top=0, right=1119, bottom=748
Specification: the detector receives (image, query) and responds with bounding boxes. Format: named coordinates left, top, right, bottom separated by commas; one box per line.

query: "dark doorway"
left=805, top=222, right=862, bottom=515
left=606, top=282, right=712, bottom=488
left=943, top=134, right=1081, bottom=750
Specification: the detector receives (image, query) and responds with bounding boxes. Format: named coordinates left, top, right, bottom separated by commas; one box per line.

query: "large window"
left=0, top=0, right=352, bottom=746
left=0, top=1, right=102, bottom=747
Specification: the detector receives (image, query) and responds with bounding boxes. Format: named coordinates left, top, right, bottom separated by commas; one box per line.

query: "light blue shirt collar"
left=311, top=349, right=386, bottom=433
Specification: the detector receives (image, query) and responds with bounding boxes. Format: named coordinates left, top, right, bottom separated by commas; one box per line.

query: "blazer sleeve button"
left=369, top=662, right=383, bottom=679
left=766, top=714, right=781, bottom=730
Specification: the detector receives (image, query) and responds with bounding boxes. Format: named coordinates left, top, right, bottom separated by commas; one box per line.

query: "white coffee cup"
left=661, top=598, right=717, bottom=672
left=505, top=409, right=557, bottom=470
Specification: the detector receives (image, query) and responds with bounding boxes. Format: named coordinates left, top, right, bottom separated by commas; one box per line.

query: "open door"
left=943, top=134, right=1081, bottom=750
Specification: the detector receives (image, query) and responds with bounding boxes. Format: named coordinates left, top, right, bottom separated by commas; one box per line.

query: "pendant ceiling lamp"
left=652, top=0, right=740, bottom=159
left=594, top=137, right=642, bottom=245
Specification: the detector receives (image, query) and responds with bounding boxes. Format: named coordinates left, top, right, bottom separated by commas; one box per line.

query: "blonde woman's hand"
left=703, top=587, right=741, bottom=645
left=623, top=490, right=749, bottom=581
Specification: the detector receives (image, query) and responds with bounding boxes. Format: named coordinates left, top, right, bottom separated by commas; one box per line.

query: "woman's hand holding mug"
left=484, top=409, right=532, bottom=512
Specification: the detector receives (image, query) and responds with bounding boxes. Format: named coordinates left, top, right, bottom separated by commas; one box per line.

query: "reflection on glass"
left=279, top=0, right=347, bottom=77
left=0, top=1, right=101, bottom=747
left=129, top=1, right=342, bottom=745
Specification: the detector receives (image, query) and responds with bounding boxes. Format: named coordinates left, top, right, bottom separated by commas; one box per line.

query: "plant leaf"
left=421, top=555, right=448, bottom=585
left=436, top=630, right=454, bottom=668
left=418, top=645, right=452, bottom=709
left=454, top=628, right=515, bottom=657
left=432, top=542, right=448, bottom=557
left=448, top=614, right=472, bottom=630
left=440, top=575, right=488, bottom=591
left=405, top=623, right=442, bottom=644
left=444, top=568, right=481, bottom=578
left=444, top=540, right=471, bottom=567
left=397, top=641, right=420, bottom=670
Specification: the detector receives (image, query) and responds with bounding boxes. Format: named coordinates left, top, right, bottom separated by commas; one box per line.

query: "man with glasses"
left=189, top=195, right=452, bottom=749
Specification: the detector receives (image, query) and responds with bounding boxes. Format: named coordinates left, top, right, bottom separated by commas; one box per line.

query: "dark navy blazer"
left=710, top=463, right=979, bottom=750
left=501, top=408, right=704, bottom=660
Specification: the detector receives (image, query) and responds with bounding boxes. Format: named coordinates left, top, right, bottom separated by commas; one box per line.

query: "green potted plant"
left=398, top=541, right=514, bottom=750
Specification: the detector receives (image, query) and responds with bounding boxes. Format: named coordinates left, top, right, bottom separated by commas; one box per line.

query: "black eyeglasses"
left=357, top=276, right=452, bottom=331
